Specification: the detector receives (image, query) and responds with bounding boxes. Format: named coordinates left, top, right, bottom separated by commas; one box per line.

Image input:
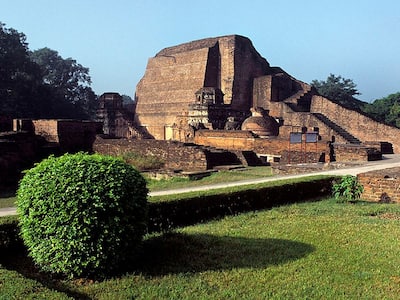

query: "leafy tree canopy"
left=30, top=48, right=91, bottom=101
left=311, top=74, right=365, bottom=111
left=30, top=47, right=97, bottom=118
left=0, top=22, right=43, bottom=117
left=362, top=92, right=400, bottom=127
left=0, top=22, right=97, bottom=119
left=312, top=74, right=400, bottom=128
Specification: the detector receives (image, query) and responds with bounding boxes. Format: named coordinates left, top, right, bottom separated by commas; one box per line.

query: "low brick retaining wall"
left=93, top=137, right=209, bottom=171
left=358, top=167, right=400, bottom=203
left=334, top=144, right=382, bottom=162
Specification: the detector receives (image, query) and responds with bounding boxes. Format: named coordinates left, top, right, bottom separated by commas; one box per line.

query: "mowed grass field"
left=1, top=197, right=399, bottom=299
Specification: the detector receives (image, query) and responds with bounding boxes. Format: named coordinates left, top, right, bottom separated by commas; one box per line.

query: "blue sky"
left=2, top=0, right=400, bottom=102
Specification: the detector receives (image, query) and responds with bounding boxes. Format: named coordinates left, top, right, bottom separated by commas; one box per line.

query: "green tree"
left=30, top=48, right=97, bottom=119
left=311, top=74, right=365, bottom=110
left=363, top=92, right=400, bottom=127
left=0, top=22, right=43, bottom=117
left=0, top=22, right=98, bottom=119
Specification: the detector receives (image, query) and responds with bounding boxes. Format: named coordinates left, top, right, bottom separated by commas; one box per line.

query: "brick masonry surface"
left=135, top=35, right=269, bottom=140
left=311, top=96, right=400, bottom=153
left=134, top=34, right=400, bottom=157
left=93, top=137, right=208, bottom=171
left=358, top=167, right=400, bottom=203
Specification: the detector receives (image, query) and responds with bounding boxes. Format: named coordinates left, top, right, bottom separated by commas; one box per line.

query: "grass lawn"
left=1, top=198, right=400, bottom=299
left=145, top=166, right=273, bottom=191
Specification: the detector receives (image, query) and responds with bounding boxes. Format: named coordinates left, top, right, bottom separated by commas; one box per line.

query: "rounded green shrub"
left=17, top=152, right=148, bottom=277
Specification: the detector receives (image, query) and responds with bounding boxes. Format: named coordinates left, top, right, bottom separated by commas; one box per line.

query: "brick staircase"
left=283, top=84, right=313, bottom=112
left=284, top=101, right=308, bottom=112
left=239, top=151, right=265, bottom=166
left=312, top=113, right=361, bottom=144
left=280, top=82, right=362, bottom=145
left=190, top=144, right=264, bottom=168
left=201, top=146, right=243, bottom=169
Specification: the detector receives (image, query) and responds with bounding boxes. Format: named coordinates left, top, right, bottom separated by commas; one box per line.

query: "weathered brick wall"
left=135, top=47, right=210, bottom=139
left=194, top=130, right=256, bottom=150
left=32, top=120, right=59, bottom=142
left=0, top=132, right=45, bottom=189
left=311, top=95, right=400, bottom=153
left=21, top=119, right=100, bottom=152
left=358, top=168, right=400, bottom=203
left=193, top=129, right=379, bottom=163
left=254, top=138, right=330, bottom=163
left=57, top=121, right=101, bottom=152
left=364, top=141, right=393, bottom=154
left=228, top=35, right=270, bottom=111
left=135, top=35, right=270, bottom=139
left=194, top=129, right=331, bottom=163
left=253, top=73, right=297, bottom=110
left=279, top=150, right=325, bottom=164
left=278, top=112, right=349, bottom=144
left=93, top=137, right=208, bottom=171
left=253, top=76, right=273, bottom=109
left=333, top=144, right=381, bottom=162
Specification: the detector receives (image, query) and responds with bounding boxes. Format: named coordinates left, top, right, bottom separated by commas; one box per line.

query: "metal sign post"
left=305, top=132, right=318, bottom=163
left=289, top=132, right=302, bottom=164
left=289, top=131, right=319, bottom=164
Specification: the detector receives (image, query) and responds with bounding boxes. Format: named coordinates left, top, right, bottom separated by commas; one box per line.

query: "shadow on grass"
left=0, top=232, right=314, bottom=298
left=134, top=232, right=315, bottom=276
left=0, top=248, right=92, bottom=300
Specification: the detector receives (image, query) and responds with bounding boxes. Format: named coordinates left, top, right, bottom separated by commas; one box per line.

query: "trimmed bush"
left=17, top=153, right=148, bottom=277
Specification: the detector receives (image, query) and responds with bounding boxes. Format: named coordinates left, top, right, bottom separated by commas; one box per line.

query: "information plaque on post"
left=305, top=132, right=318, bottom=143
left=289, top=132, right=302, bottom=144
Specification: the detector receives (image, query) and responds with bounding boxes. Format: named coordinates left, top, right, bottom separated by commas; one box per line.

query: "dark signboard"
left=290, top=132, right=302, bottom=144
left=305, top=132, right=318, bottom=143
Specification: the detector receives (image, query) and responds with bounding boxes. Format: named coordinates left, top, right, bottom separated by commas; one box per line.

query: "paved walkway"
left=151, top=154, right=400, bottom=196
left=2, top=154, right=400, bottom=217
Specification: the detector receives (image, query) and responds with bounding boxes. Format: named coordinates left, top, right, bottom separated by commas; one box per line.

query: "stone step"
left=312, top=113, right=361, bottom=144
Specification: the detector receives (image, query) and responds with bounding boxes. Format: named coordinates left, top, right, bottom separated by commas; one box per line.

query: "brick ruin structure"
left=2, top=34, right=400, bottom=189
left=96, top=92, right=149, bottom=139
left=358, top=168, right=400, bottom=203
left=0, top=119, right=101, bottom=189
left=135, top=35, right=268, bottom=140
left=134, top=34, right=400, bottom=163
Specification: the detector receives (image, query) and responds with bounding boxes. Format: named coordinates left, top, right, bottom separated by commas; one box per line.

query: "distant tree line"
left=312, top=74, right=400, bottom=128
left=0, top=22, right=97, bottom=120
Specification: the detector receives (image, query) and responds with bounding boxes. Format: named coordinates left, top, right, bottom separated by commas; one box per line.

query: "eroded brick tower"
left=135, top=35, right=271, bottom=140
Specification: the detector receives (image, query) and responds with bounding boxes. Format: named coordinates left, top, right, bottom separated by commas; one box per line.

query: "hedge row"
left=147, top=177, right=334, bottom=232
left=0, top=177, right=335, bottom=251
left=0, top=216, right=22, bottom=252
